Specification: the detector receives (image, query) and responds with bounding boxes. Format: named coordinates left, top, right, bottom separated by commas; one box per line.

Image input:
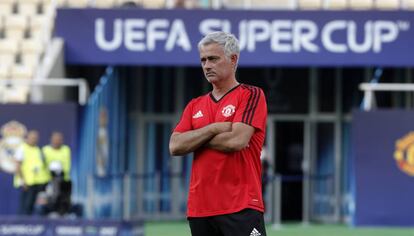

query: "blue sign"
left=0, top=104, right=79, bottom=215
left=0, top=217, right=144, bottom=236
left=55, top=9, right=414, bottom=66
left=352, top=110, right=414, bottom=226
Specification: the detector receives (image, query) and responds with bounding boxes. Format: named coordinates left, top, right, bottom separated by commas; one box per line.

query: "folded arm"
left=206, top=122, right=255, bottom=152
left=169, top=122, right=232, bottom=156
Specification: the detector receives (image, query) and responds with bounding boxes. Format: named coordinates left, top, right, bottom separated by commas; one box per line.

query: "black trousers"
left=19, top=184, right=46, bottom=215
left=189, top=208, right=267, bottom=236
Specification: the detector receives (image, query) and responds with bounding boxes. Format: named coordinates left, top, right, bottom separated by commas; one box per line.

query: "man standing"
left=42, top=131, right=72, bottom=215
left=169, top=31, right=267, bottom=236
left=15, top=130, right=50, bottom=215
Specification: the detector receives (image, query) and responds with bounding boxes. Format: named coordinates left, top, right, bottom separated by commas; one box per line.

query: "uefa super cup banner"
left=55, top=9, right=414, bottom=66
left=0, top=104, right=78, bottom=215
left=352, top=110, right=414, bottom=226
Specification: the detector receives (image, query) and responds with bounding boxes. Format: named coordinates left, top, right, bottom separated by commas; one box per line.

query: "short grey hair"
left=198, top=31, right=240, bottom=60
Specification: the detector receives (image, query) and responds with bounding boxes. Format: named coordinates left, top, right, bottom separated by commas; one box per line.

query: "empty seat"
left=0, top=16, right=4, bottom=32
left=11, top=64, right=35, bottom=79
left=249, top=0, right=295, bottom=9
left=375, top=0, right=400, bottom=9
left=29, top=15, right=54, bottom=40
left=0, top=65, right=11, bottom=79
left=5, top=15, right=28, bottom=40
left=324, top=0, right=348, bottom=9
left=0, top=36, right=19, bottom=67
left=66, top=0, right=90, bottom=8
left=20, top=39, right=45, bottom=66
left=92, top=0, right=116, bottom=8
left=142, top=0, right=165, bottom=8
left=349, top=0, right=374, bottom=9
left=298, top=0, right=323, bottom=9
left=0, top=0, right=15, bottom=17
left=0, top=53, right=17, bottom=66
left=402, top=0, right=414, bottom=9
left=2, top=85, right=30, bottom=103
left=18, top=0, right=40, bottom=16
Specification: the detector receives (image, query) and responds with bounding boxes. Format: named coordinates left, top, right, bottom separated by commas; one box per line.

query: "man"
left=15, top=130, right=50, bottom=215
left=42, top=131, right=72, bottom=215
left=43, top=132, right=71, bottom=182
left=169, top=31, right=267, bottom=236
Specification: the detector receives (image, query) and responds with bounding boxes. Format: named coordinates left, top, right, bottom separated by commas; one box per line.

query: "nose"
left=203, top=59, right=212, bottom=70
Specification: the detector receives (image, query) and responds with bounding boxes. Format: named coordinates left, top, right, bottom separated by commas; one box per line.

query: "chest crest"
left=221, top=104, right=236, bottom=117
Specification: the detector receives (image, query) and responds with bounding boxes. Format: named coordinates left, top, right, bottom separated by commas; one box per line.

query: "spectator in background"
left=42, top=132, right=72, bottom=215
left=15, top=130, right=50, bottom=215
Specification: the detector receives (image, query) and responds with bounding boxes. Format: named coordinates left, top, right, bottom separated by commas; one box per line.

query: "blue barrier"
left=0, top=217, right=144, bottom=236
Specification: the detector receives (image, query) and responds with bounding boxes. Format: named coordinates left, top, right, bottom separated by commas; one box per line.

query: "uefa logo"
left=394, top=132, right=414, bottom=176
left=222, top=105, right=236, bottom=117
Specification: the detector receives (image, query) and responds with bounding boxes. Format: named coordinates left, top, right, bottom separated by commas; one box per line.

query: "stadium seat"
left=401, top=0, right=414, bottom=9
left=20, top=39, right=44, bottom=66
left=0, top=0, right=15, bottom=17
left=18, top=0, right=40, bottom=16
left=92, top=0, right=116, bottom=8
left=0, top=39, right=19, bottom=62
left=0, top=16, right=4, bottom=33
left=142, top=0, right=166, bottom=8
left=29, top=15, right=54, bottom=40
left=349, top=0, right=374, bottom=9
left=2, top=85, right=30, bottom=103
left=67, top=0, right=90, bottom=8
left=324, top=0, right=348, bottom=9
left=298, top=0, right=323, bottom=9
left=0, top=65, right=11, bottom=79
left=255, top=0, right=295, bottom=9
left=375, top=0, right=400, bottom=9
left=11, top=64, right=35, bottom=79
left=5, top=14, right=28, bottom=40
left=0, top=53, right=17, bottom=67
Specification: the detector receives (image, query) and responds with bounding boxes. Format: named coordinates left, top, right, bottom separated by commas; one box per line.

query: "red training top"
left=174, top=84, right=268, bottom=217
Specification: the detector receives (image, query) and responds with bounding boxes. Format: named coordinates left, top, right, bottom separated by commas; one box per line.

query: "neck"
left=211, top=77, right=239, bottom=99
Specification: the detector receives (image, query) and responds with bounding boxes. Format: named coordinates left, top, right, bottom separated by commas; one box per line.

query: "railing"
left=360, top=83, right=414, bottom=111
left=0, top=78, right=89, bottom=104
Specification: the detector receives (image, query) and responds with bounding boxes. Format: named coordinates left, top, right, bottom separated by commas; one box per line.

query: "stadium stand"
left=298, top=0, right=323, bottom=9
left=0, top=0, right=412, bottom=103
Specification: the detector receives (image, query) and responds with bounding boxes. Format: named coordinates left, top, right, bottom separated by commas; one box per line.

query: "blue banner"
left=56, top=9, right=414, bottom=66
left=0, top=217, right=143, bottom=236
left=0, top=104, right=79, bottom=215
left=352, top=110, right=414, bottom=226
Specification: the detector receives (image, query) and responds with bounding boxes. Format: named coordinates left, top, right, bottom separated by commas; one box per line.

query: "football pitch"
left=145, top=222, right=414, bottom=236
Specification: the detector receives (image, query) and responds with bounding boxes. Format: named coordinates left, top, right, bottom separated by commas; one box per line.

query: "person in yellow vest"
left=15, top=130, right=50, bottom=215
left=42, top=131, right=72, bottom=215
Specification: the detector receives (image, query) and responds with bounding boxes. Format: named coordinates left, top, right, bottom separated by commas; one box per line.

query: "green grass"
left=145, top=221, right=414, bottom=236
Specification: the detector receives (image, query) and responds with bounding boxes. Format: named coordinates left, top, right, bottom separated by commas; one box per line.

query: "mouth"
left=206, top=72, right=215, bottom=77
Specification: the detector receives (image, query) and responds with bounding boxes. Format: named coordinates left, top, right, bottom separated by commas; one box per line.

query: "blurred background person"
left=14, top=130, right=50, bottom=215
left=42, top=131, right=72, bottom=216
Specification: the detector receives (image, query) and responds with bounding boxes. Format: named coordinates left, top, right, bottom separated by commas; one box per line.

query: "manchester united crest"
left=0, top=121, right=27, bottom=174
left=222, top=105, right=236, bottom=117
left=394, top=132, right=414, bottom=176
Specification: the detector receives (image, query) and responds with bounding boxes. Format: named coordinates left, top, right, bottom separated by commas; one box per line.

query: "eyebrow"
left=200, top=56, right=220, bottom=61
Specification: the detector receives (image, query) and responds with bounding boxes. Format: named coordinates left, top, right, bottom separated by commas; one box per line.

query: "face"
left=51, top=133, right=63, bottom=147
left=26, top=131, right=39, bottom=146
left=199, top=43, right=237, bottom=84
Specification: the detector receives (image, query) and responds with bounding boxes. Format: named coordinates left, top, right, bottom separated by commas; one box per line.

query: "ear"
left=230, top=54, right=238, bottom=66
